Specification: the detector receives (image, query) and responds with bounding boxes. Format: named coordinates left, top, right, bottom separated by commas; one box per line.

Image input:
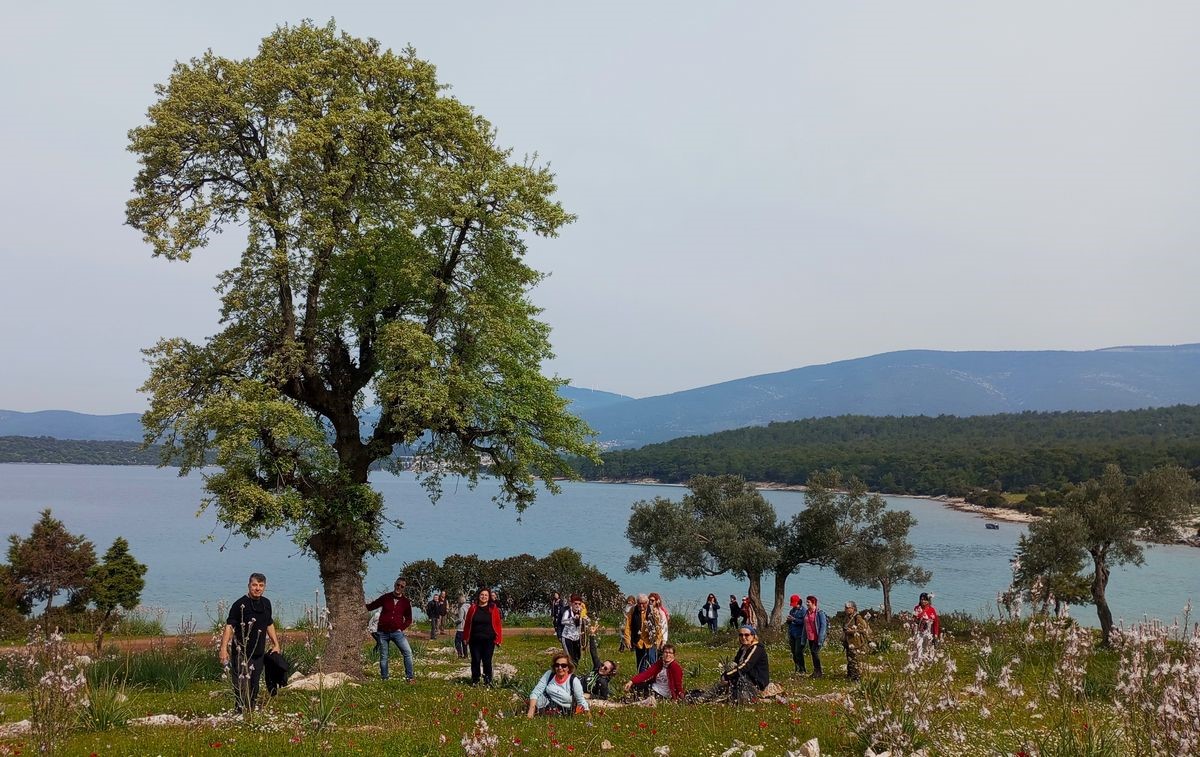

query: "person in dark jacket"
left=580, top=632, right=618, bottom=700
left=700, top=593, right=720, bottom=633
left=727, top=594, right=743, bottom=629
left=723, top=624, right=770, bottom=703
left=365, top=577, right=415, bottom=681
left=550, top=592, right=566, bottom=640
left=462, top=587, right=504, bottom=685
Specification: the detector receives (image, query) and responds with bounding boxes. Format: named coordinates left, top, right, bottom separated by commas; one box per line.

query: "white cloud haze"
left=1, top=1, right=1198, bottom=412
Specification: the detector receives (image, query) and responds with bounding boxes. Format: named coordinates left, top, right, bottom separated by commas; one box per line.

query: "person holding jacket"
left=364, top=577, right=415, bottom=682
left=624, top=643, right=684, bottom=701
left=462, top=587, right=503, bottom=685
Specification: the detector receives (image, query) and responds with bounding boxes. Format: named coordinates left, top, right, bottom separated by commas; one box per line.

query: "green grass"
left=0, top=620, right=1145, bottom=756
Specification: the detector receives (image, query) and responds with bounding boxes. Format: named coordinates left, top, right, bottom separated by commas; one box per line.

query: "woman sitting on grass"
left=526, top=653, right=590, bottom=717
left=623, top=643, right=684, bottom=703
left=722, top=624, right=770, bottom=703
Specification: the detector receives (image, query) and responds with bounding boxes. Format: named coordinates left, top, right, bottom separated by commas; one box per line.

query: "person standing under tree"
left=365, top=577, right=415, bottom=681
left=219, top=573, right=281, bottom=713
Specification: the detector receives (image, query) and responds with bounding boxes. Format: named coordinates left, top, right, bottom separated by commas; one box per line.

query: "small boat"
left=985, top=522, right=1000, bottom=530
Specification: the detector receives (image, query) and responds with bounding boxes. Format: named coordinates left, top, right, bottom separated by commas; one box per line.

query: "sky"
left=2, top=1, right=1198, bottom=413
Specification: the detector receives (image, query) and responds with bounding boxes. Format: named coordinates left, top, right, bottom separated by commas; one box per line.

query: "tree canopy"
left=126, top=21, right=594, bottom=673
left=624, top=473, right=926, bottom=625
left=87, top=537, right=148, bottom=652
left=5, top=509, right=96, bottom=618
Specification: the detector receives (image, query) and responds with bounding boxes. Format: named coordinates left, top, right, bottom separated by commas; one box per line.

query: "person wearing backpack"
left=526, top=653, right=590, bottom=717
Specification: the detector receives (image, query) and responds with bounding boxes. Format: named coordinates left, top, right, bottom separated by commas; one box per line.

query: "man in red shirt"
left=366, top=577, right=415, bottom=681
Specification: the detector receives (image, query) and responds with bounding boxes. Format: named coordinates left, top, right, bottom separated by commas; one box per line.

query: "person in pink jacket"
left=624, top=643, right=684, bottom=701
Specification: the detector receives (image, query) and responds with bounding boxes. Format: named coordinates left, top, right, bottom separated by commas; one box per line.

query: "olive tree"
left=127, top=21, right=594, bottom=673
left=626, top=475, right=779, bottom=625
left=1018, top=464, right=1197, bottom=645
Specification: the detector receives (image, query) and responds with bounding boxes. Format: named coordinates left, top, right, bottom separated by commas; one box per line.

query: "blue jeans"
left=375, top=630, right=414, bottom=680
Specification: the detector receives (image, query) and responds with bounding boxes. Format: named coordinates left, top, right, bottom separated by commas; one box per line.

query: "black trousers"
left=469, top=637, right=496, bottom=684
left=562, top=636, right=582, bottom=664
left=634, top=646, right=651, bottom=673
left=230, top=653, right=264, bottom=712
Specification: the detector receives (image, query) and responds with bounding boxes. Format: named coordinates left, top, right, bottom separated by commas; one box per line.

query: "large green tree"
left=5, top=509, right=96, bottom=618
left=126, top=22, right=594, bottom=673
left=1016, top=464, right=1197, bottom=645
left=87, top=537, right=148, bottom=653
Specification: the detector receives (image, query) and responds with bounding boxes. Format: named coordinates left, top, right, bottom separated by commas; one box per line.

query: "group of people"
left=217, top=572, right=939, bottom=714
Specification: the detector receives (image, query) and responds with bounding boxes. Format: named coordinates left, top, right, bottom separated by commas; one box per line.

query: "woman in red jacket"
left=623, top=643, right=684, bottom=701
left=462, top=587, right=504, bottom=685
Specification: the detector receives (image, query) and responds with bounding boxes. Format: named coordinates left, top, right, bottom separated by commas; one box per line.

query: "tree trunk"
left=1090, top=552, right=1114, bottom=646
left=746, top=570, right=768, bottom=628
left=769, top=570, right=791, bottom=628
left=880, top=578, right=893, bottom=620
left=94, top=609, right=113, bottom=654
left=312, top=534, right=369, bottom=677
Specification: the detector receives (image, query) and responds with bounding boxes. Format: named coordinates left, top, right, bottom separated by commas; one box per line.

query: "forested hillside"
left=574, top=405, right=1200, bottom=497
left=0, top=436, right=166, bottom=465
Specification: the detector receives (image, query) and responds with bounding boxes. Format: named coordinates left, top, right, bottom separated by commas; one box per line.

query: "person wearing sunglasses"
left=624, top=644, right=684, bottom=702
left=526, top=653, right=590, bottom=717
left=721, top=624, right=770, bottom=703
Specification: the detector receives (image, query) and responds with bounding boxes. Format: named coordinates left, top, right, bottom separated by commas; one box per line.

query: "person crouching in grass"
left=623, top=643, right=684, bottom=704
left=527, top=653, right=590, bottom=717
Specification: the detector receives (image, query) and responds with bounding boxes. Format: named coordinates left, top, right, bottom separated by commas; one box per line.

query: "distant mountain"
left=0, top=409, right=143, bottom=441
left=577, top=344, right=1200, bottom=448
left=557, top=385, right=634, bottom=412
left=6, top=345, right=1199, bottom=451
left=0, top=385, right=633, bottom=444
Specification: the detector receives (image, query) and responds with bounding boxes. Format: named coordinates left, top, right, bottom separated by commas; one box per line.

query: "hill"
left=0, top=385, right=633, bottom=444
left=577, top=404, right=1200, bottom=497
left=577, top=344, right=1200, bottom=447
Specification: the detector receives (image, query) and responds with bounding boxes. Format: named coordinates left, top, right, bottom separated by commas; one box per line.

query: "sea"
left=0, top=463, right=1196, bottom=631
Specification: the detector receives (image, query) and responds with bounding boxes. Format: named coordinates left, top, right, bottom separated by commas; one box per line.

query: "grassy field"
left=0, top=611, right=1193, bottom=756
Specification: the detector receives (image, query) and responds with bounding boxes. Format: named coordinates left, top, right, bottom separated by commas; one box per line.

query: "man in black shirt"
left=219, top=573, right=280, bottom=713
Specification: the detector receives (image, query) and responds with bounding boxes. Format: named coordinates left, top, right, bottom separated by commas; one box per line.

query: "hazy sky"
left=2, top=2, right=1198, bottom=413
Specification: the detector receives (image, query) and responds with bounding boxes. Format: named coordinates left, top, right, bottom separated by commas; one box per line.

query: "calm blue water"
left=0, top=464, right=1196, bottom=630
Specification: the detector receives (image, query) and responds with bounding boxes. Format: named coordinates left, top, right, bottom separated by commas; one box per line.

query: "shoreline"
left=589, top=477, right=1200, bottom=546
left=587, top=477, right=1037, bottom=523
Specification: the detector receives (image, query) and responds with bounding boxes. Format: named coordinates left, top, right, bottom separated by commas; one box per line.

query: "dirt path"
left=1, top=626, right=559, bottom=657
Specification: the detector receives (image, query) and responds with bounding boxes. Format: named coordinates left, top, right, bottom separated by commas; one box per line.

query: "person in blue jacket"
left=786, top=594, right=827, bottom=677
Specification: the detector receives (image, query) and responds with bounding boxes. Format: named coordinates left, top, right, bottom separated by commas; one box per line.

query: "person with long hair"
left=462, top=587, right=503, bottom=685
left=700, top=593, right=721, bottom=633
left=526, top=652, right=589, bottom=717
